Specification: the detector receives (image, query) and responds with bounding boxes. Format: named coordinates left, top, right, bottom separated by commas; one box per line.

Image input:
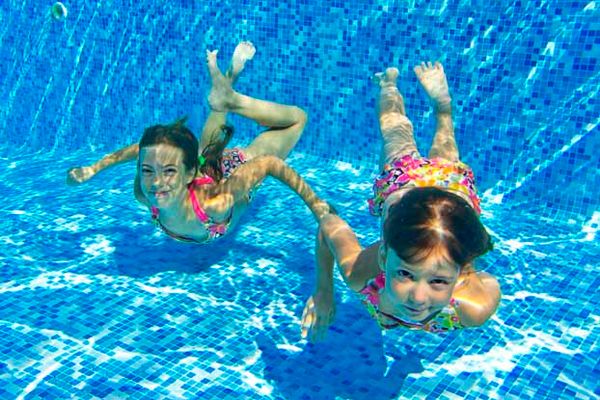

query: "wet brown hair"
left=198, top=124, right=234, bottom=182
left=383, top=187, right=493, bottom=270
left=138, top=117, right=233, bottom=183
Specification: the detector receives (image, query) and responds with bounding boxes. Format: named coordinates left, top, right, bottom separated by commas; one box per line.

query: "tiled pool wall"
left=0, top=0, right=598, bottom=221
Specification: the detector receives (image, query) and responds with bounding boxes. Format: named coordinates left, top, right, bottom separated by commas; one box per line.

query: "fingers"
left=301, top=297, right=322, bottom=341
left=66, top=167, right=89, bottom=185
left=300, top=297, right=315, bottom=339
left=310, top=317, right=329, bottom=342
left=300, top=296, right=335, bottom=342
left=66, top=169, right=78, bottom=185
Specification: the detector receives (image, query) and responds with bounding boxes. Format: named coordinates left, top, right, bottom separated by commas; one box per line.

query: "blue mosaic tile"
left=0, top=0, right=598, bottom=399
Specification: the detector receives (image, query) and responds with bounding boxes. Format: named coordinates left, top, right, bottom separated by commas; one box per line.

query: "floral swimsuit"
left=368, top=153, right=481, bottom=216
left=359, top=272, right=464, bottom=332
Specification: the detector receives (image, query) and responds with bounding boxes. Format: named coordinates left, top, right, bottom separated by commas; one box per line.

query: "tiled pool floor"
left=0, top=149, right=597, bottom=399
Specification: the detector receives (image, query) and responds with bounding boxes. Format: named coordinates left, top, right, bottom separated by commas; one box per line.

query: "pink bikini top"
left=151, top=176, right=232, bottom=243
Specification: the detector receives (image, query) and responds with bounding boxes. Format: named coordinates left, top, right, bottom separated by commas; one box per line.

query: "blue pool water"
left=1, top=1, right=598, bottom=399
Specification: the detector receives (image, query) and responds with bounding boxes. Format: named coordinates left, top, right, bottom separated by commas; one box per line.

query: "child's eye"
left=396, top=270, right=412, bottom=279
left=141, top=168, right=153, bottom=175
left=164, top=168, right=177, bottom=176
left=431, top=279, right=450, bottom=286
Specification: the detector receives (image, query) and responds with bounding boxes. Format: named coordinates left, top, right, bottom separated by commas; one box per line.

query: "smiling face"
left=138, top=144, right=195, bottom=209
left=378, top=245, right=459, bottom=322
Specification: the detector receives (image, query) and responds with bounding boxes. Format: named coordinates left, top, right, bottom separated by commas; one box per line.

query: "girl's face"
left=138, top=144, right=195, bottom=209
left=379, top=246, right=459, bottom=322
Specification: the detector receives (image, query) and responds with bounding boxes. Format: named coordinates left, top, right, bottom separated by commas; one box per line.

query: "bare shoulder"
left=453, top=271, right=501, bottom=327
left=346, top=242, right=382, bottom=292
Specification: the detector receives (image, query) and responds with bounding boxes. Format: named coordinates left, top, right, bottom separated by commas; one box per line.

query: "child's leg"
left=374, top=68, right=419, bottom=170
left=206, top=49, right=306, bottom=160
left=66, top=143, right=139, bottom=185
left=414, top=61, right=459, bottom=161
left=199, top=42, right=256, bottom=151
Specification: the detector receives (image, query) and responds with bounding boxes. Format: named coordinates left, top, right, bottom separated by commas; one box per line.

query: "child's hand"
left=300, top=291, right=335, bottom=342
left=66, top=166, right=96, bottom=185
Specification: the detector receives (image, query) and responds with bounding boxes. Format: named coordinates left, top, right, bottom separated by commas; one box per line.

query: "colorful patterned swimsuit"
left=359, top=272, right=464, bottom=332
left=368, top=153, right=481, bottom=216
left=151, top=148, right=248, bottom=243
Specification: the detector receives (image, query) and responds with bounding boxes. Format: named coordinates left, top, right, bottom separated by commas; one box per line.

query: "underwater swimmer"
left=301, top=62, right=500, bottom=341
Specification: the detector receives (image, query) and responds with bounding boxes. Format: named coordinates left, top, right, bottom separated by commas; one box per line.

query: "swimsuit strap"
left=192, top=176, right=215, bottom=185
left=188, top=176, right=215, bottom=223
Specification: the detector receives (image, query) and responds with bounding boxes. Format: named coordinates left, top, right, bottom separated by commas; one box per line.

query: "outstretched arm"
left=301, top=214, right=378, bottom=341
left=301, top=224, right=337, bottom=342
left=204, top=155, right=330, bottom=220
left=66, top=144, right=139, bottom=185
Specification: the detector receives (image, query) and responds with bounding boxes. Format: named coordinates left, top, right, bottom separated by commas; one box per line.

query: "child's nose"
left=152, top=174, right=165, bottom=187
left=409, top=281, right=428, bottom=305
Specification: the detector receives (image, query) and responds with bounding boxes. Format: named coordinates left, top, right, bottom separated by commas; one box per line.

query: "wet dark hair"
left=198, top=124, right=234, bottom=182
left=139, top=117, right=199, bottom=174
left=138, top=117, right=233, bottom=183
left=383, top=187, right=493, bottom=270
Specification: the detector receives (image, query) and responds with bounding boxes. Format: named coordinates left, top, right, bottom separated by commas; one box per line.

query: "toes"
left=207, top=51, right=225, bottom=80
left=415, top=62, right=426, bottom=75
left=238, top=41, right=256, bottom=58
left=385, top=67, right=399, bottom=81
left=206, top=50, right=218, bottom=68
left=415, top=61, right=443, bottom=75
left=206, top=49, right=216, bottom=62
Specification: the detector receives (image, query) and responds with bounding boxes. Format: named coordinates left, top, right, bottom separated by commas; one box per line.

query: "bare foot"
left=373, top=67, right=399, bottom=88
left=414, top=61, right=451, bottom=112
left=226, top=41, right=256, bottom=83
left=206, top=50, right=237, bottom=112
left=374, top=67, right=405, bottom=115
left=66, top=166, right=96, bottom=185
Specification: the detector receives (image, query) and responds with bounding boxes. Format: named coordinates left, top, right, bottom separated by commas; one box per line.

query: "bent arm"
left=301, top=214, right=370, bottom=341
left=317, top=214, right=379, bottom=292
left=93, top=143, right=139, bottom=171
left=209, top=155, right=329, bottom=219
left=67, top=144, right=139, bottom=184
